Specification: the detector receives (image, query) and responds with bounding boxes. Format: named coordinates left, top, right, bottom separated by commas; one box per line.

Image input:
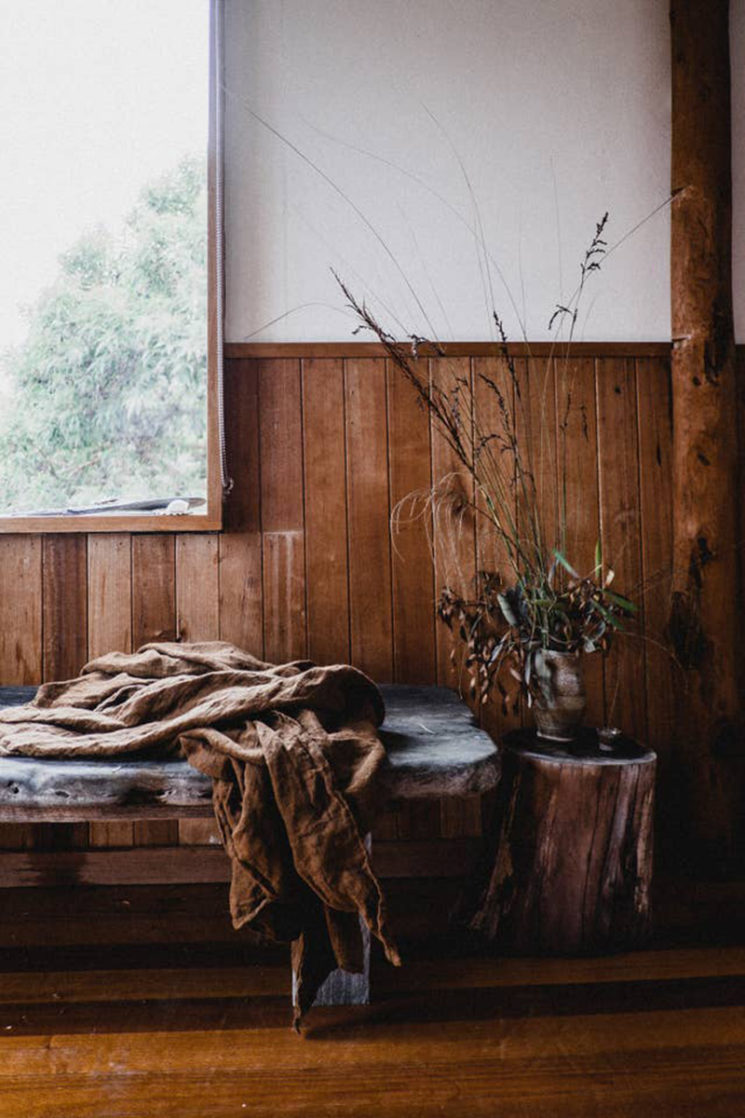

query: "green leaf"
left=604, top=590, right=637, bottom=613
left=594, top=601, right=624, bottom=629
left=552, top=549, right=580, bottom=579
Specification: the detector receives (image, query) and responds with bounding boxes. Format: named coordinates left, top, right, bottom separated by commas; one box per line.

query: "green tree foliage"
left=0, top=156, right=208, bottom=513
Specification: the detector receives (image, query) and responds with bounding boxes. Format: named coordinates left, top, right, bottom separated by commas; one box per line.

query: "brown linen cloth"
left=0, top=641, right=401, bottom=1025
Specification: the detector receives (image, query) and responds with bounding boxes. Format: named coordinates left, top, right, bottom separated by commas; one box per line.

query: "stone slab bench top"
left=0, top=684, right=499, bottom=822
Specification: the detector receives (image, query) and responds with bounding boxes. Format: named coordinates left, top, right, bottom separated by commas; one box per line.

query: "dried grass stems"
left=335, top=215, right=638, bottom=713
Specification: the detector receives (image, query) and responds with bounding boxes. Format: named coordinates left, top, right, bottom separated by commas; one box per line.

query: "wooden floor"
left=1, top=926, right=743, bottom=1118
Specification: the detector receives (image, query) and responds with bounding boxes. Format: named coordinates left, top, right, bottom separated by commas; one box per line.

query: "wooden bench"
left=0, top=683, right=500, bottom=1007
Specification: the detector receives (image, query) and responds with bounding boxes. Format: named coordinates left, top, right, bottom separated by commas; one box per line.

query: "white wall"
left=224, top=0, right=673, bottom=344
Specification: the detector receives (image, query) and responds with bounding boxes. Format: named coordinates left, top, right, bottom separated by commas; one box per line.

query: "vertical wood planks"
left=737, top=349, right=745, bottom=709
left=41, top=535, right=89, bottom=849
left=219, top=533, right=263, bottom=657
left=302, top=358, right=350, bottom=665
left=88, top=534, right=134, bottom=848
left=345, top=358, right=393, bottom=680
left=0, top=349, right=680, bottom=866
left=222, top=359, right=261, bottom=536
left=176, top=535, right=219, bottom=643
left=386, top=361, right=435, bottom=684
left=259, top=359, right=306, bottom=663
left=175, top=532, right=220, bottom=847
left=555, top=357, right=604, bottom=728
left=0, top=537, right=42, bottom=851
left=596, top=358, right=647, bottom=741
left=472, top=356, right=522, bottom=579
left=258, top=359, right=304, bottom=533
left=42, top=535, right=88, bottom=681
left=262, top=531, right=307, bottom=662
left=132, top=535, right=177, bottom=647
left=0, top=536, right=42, bottom=684
left=131, top=534, right=178, bottom=847
left=430, top=357, right=476, bottom=689
left=473, top=356, right=523, bottom=740
left=219, top=359, right=263, bottom=656
left=440, top=795, right=484, bottom=839
left=87, top=535, right=132, bottom=660
left=636, top=357, right=675, bottom=763
left=519, top=356, right=559, bottom=558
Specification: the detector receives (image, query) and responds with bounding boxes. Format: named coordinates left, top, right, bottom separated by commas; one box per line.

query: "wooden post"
left=669, top=0, right=744, bottom=867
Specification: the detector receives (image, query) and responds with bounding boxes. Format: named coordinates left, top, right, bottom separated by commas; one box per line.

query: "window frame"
left=0, top=0, right=223, bottom=535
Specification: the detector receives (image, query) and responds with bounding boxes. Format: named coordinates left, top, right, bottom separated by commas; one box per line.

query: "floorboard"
left=0, top=941, right=742, bottom=1118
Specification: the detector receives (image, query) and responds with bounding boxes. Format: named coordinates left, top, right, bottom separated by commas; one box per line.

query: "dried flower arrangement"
left=336, top=215, right=637, bottom=717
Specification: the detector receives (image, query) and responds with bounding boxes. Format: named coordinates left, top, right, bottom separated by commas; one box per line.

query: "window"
left=0, top=0, right=223, bottom=531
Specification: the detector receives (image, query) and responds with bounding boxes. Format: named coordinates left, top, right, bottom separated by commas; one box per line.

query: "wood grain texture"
left=218, top=357, right=264, bottom=660
left=38, top=539, right=89, bottom=848
left=345, top=358, right=393, bottom=680
left=262, top=531, right=306, bottom=663
left=0, top=346, right=691, bottom=870
left=131, top=534, right=178, bottom=846
left=520, top=355, right=559, bottom=556
left=87, top=534, right=134, bottom=848
left=472, top=356, right=520, bottom=584
left=439, top=795, right=483, bottom=839
left=670, top=0, right=743, bottom=869
left=471, top=729, right=656, bottom=953
left=596, top=358, right=647, bottom=741
left=636, top=357, right=678, bottom=869
left=131, top=535, right=176, bottom=647
left=0, top=540, right=42, bottom=852
left=258, top=358, right=306, bottom=664
left=0, top=884, right=237, bottom=948
left=0, top=839, right=483, bottom=889
left=0, top=512, right=222, bottom=535
left=386, top=361, right=435, bottom=684
left=175, top=535, right=219, bottom=643
left=218, top=532, right=263, bottom=656
left=226, top=340, right=674, bottom=359
left=430, top=357, right=476, bottom=689
left=636, top=357, right=674, bottom=762
left=0, top=945, right=742, bottom=1118
left=302, top=357, right=350, bottom=665
left=87, top=535, right=131, bottom=661
left=258, top=358, right=303, bottom=533
left=222, top=358, right=260, bottom=534
left=556, top=356, right=604, bottom=728
left=473, top=356, right=523, bottom=739
left=42, top=535, right=87, bottom=682
left=0, top=536, right=42, bottom=685
left=87, top=822, right=135, bottom=849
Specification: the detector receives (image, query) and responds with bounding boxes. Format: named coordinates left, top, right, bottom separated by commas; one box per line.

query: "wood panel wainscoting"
left=0, top=339, right=696, bottom=876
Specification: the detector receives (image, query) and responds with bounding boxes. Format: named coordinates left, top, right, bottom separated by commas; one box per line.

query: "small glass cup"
left=597, top=726, right=622, bottom=753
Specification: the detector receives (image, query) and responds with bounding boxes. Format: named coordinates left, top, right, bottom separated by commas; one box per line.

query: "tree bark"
left=669, top=0, right=744, bottom=868
left=469, top=731, right=656, bottom=954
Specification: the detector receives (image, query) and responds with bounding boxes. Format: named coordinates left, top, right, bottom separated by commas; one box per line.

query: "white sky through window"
left=0, top=0, right=208, bottom=354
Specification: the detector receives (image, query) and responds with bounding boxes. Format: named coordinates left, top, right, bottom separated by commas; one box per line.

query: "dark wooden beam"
left=669, top=0, right=744, bottom=866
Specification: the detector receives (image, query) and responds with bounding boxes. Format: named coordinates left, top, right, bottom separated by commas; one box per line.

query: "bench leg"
left=292, top=916, right=371, bottom=1007
left=291, top=832, right=372, bottom=1008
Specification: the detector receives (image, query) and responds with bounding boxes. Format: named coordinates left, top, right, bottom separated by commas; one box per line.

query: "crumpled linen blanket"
left=0, top=641, right=401, bottom=1025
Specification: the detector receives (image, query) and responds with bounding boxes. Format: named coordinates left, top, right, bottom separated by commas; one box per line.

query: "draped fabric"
left=0, top=641, right=400, bottom=1024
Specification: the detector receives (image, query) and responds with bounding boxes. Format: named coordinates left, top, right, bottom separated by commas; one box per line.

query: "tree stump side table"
left=470, top=728, right=656, bottom=955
